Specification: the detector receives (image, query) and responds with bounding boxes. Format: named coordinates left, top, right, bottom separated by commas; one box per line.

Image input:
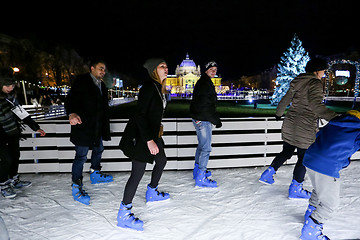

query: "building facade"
left=166, top=54, right=222, bottom=94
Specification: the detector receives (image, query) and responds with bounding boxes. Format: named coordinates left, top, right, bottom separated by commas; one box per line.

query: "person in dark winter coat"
left=190, top=61, right=221, bottom=188
left=117, top=58, right=170, bottom=231
left=64, top=60, right=112, bottom=205
left=0, top=70, right=46, bottom=199
left=300, top=110, right=360, bottom=240
left=259, top=58, right=339, bottom=199
left=259, top=58, right=337, bottom=199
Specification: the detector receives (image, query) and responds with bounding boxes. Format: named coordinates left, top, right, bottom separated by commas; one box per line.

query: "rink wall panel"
left=18, top=118, right=360, bottom=173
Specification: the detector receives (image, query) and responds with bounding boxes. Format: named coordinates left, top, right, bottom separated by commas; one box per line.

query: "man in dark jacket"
left=65, top=60, right=112, bottom=205
left=190, top=61, right=222, bottom=188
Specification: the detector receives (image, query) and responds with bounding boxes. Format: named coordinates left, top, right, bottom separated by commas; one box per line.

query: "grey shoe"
left=0, top=180, right=16, bottom=199
left=11, top=175, right=32, bottom=189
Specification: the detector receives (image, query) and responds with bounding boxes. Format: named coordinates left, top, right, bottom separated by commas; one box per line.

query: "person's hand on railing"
left=36, top=129, right=46, bottom=136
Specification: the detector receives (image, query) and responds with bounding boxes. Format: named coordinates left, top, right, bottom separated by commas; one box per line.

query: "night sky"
left=1, top=0, right=358, bottom=80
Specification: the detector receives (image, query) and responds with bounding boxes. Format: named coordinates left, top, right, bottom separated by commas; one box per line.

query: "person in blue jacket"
left=300, top=110, right=360, bottom=240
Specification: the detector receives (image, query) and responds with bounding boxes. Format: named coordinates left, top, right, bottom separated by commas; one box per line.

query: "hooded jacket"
left=276, top=73, right=338, bottom=149
left=303, top=111, right=360, bottom=178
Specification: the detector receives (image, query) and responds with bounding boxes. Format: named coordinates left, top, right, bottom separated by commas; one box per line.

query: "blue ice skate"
left=193, top=163, right=211, bottom=179
left=195, top=169, right=217, bottom=188
left=72, top=181, right=90, bottom=205
left=90, top=169, right=113, bottom=184
left=259, top=166, right=275, bottom=185
left=300, top=217, right=329, bottom=240
left=288, top=179, right=311, bottom=199
left=304, top=205, right=316, bottom=222
left=146, top=184, right=170, bottom=203
left=117, top=202, right=144, bottom=231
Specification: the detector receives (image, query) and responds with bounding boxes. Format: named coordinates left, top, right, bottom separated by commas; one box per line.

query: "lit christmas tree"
left=270, top=34, right=310, bottom=105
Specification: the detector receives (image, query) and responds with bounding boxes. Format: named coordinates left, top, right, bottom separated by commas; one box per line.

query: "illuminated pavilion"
left=166, top=53, right=222, bottom=94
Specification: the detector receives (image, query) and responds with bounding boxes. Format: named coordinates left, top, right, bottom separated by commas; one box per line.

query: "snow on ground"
left=1, top=161, right=360, bottom=240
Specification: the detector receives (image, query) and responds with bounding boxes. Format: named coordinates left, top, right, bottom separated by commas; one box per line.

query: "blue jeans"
left=192, top=119, right=213, bottom=171
left=72, top=140, right=104, bottom=182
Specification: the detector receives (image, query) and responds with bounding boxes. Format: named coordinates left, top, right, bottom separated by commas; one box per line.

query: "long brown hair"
left=151, top=69, right=167, bottom=94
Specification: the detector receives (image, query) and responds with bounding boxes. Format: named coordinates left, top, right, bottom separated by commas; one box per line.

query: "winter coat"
left=64, top=73, right=111, bottom=147
left=0, top=93, right=40, bottom=139
left=119, top=79, right=166, bottom=164
left=276, top=73, right=338, bottom=149
left=303, top=111, right=360, bottom=178
left=190, top=74, right=221, bottom=126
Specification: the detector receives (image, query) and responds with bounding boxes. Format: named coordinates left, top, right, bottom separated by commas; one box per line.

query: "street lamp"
left=12, top=67, right=28, bottom=105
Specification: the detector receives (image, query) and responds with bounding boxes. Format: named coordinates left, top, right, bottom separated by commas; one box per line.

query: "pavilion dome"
left=179, top=53, right=196, bottom=68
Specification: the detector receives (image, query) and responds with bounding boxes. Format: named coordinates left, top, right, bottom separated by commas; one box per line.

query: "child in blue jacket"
left=300, top=110, right=360, bottom=240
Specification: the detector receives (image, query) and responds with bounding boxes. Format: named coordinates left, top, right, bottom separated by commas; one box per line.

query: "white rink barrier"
left=19, top=118, right=360, bottom=173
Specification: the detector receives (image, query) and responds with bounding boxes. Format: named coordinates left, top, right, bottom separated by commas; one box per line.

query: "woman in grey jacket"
left=259, top=58, right=338, bottom=199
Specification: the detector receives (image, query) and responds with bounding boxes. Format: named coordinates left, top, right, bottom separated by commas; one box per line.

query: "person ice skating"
left=190, top=61, right=222, bottom=188
left=64, top=60, right=112, bottom=205
left=299, top=110, right=360, bottom=240
left=118, top=58, right=170, bottom=231
left=0, top=69, right=46, bottom=199
left=259, top=58, right=338, bottom=199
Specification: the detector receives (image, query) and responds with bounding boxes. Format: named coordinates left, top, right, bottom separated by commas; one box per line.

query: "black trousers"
left=270, top=141, right=307, bottom=183
left=122, top=140, right=167, bottom=205
left=0, top=135, right=20, bottom=183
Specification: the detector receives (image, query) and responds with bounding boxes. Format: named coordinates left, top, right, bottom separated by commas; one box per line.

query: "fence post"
left=264, top=118, right=268, bottom=159
left=33, top=132, right=39, bottom=174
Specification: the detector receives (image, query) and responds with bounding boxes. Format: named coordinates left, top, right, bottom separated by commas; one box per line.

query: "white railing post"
left=264, top=118, right=268, bottom=159
left=32, top=132, right=39, bottom=174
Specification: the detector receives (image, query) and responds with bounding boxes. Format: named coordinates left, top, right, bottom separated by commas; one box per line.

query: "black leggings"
left=270, top=141, right=307, bottom=183
left=122, top=140, right=167, bottom=205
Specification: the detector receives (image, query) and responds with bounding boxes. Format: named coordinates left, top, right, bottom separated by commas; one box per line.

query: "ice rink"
left=1, top=161, right=360, bottom=240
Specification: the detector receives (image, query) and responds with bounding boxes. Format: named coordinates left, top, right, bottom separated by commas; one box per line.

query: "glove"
left=215, top=122, right=222, bottom=128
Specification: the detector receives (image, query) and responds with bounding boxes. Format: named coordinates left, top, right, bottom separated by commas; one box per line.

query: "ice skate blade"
left=2, top=194, right=16, bottom=199
left=195, top=184, right=217, bottom=188
left=74, top=200, right=90, bottom=205
left=117, top=222, right=144, bottom=232
left=90, top=179, right=113, bottom=184
left=258, top=179, right=273, bottom=185
left=288, top=196, right=310, bottom=200
left=146, top=197, right=171, bottom=205
left=14, top=182, right=32, bottom=189
left=73, top=197, right=90, bottom=205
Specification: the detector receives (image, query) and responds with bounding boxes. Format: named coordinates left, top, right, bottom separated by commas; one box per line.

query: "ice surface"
left=1, top=161, right=360, bottom=240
